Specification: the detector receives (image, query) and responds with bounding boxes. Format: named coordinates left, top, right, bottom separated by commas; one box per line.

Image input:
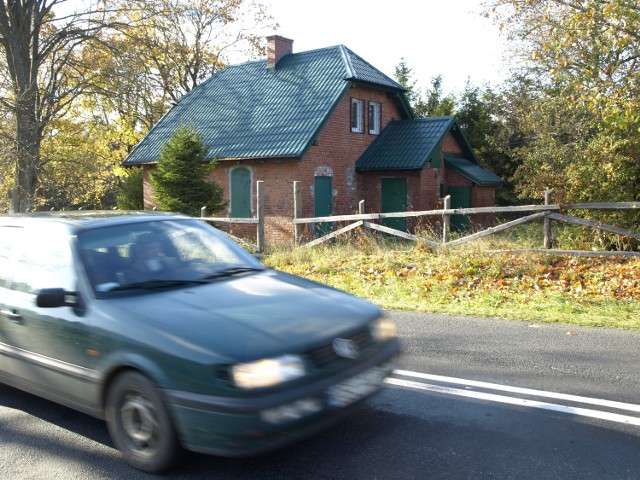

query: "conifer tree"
left=151, top=124, right=226, bottom=216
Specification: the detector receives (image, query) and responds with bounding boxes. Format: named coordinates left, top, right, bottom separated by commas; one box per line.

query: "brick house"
left=123, top=35, right=502, bottom=242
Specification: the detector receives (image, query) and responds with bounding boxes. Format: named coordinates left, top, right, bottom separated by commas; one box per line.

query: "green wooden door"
left=381, top=177, right=407, bottom=232
left=448, top=186, right=471, bottom=231
left=230, top=167, right=251, bottom=218
left=314, top=176, right=333, bottom=237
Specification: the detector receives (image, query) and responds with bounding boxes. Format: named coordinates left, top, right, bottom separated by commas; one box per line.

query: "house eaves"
left=444, top=154, right=504, bottom=187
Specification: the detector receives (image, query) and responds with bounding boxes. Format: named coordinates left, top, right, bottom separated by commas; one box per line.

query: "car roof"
left=0, top=211, right=191, bottom=231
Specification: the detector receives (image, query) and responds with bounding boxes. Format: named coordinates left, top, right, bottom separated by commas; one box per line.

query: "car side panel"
left=2, top=287, right=102, bottom=408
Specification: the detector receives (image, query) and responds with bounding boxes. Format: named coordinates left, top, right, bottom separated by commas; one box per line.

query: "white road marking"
left=392, top=369, right=640, bottom=413
left=386, top=372, right=640, bottom=427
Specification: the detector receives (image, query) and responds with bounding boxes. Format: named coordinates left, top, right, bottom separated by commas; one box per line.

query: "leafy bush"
left=116, top=167, right=144, bottom=210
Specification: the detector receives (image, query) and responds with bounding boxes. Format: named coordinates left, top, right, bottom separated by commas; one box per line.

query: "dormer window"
left=351, top=98, right=364, bottom=133
left=369, top=101, right=381, bottom=135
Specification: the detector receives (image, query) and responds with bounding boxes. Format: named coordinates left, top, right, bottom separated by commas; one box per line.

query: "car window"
left=77, top=218, right=263, bottom=295
left=11, top=226, right=76, bottom=294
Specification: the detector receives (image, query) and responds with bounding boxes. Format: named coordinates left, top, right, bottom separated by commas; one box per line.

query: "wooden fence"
left=293, top=184, right=640, bottom=257
left=195, top=181, right=639, bottom=256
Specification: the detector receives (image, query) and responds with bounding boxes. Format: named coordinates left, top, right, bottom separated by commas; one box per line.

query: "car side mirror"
left=36, top=288, right=78, bottom=308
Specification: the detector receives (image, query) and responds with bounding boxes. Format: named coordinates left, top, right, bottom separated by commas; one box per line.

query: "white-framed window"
left=351, top=98, right=364, bottom=133
left=368, top=101, right=381, bottom=135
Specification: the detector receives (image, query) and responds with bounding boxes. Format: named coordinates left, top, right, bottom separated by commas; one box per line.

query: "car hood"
left=100, top=269, right=381, bottom=363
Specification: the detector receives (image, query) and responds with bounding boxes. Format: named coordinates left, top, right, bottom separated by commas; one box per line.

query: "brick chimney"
left=267, top=35, right=293, bottom=69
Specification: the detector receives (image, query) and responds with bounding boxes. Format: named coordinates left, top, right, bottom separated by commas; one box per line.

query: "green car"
left=0, top=212, right=400, bottom=472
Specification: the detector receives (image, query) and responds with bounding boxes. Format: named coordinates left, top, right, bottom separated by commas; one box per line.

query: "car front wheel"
left=105, top=371, right=183, bottom=473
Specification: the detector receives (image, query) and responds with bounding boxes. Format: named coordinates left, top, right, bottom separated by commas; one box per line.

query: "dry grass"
left=263, top=227, right=640, bottom=329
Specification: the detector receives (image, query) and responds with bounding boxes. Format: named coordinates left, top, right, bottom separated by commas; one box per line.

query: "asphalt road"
left=2, top=311, right=640, bottom=479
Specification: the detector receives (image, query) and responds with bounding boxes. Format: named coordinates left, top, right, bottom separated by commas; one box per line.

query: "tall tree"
left=0, top=0, right=273, bottom=213
left=393, top=60, right=454, bottom=118
left=110, top=0, right=275, bottom=103
left=0, top=1, right=125, bottom=212
left=486, top=0, right=640, bottom=128
left=456, top=80, right=520, bottom=204
left=424, top=75, right=455, bottom=117
left=394, top=58, right=420, bottom=106
left=484, top=0, right=640, bottom=204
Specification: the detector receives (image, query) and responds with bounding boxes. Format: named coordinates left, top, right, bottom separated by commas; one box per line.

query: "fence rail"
left=200, top=180, right=265, bottom=251
left=292, top=184, right=640, bottom=256
left=195, top=181, right=638, bottom=256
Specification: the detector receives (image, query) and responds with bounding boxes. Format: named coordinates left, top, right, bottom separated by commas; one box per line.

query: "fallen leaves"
left=267, top=248, right=640, bottom=312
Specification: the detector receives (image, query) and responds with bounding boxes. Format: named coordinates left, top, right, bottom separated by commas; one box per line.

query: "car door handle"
left=0, top=309, right=22, bottom=323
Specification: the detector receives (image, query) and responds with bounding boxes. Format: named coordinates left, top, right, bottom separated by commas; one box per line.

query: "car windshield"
left=77, top=218, right=264, bottom=296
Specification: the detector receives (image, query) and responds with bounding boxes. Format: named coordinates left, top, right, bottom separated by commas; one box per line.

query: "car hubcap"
left=121, top=394, right=159, bottom=450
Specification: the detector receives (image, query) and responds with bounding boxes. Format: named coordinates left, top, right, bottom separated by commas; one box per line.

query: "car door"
left=2, top=223, right=99, bottom=408
left=0, top=224, right=21, bottom=379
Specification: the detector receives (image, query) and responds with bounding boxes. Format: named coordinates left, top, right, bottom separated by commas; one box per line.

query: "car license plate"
left=326, top=365, right=390, bottom=408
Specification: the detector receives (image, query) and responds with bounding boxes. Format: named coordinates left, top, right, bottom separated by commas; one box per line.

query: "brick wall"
left=142, top=166, right=154, bottom=210
left=442, top=132, right=463, bottom=154
left=445, top=169, right=473, bottom=188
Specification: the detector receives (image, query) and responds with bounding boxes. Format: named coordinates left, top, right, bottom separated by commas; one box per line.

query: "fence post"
left=544, top=189, right=552, bottom=249
left=256, top=181, right=264, bottom=252
left=359, top=200, right=370, bottom=235
left=293, top=181, right=303, bottom=244
left=201, top=206, right=207, bottom=218
left=443, top=195, right=451, bottom=244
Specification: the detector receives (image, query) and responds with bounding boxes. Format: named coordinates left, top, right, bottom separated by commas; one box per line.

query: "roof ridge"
left=414, top=115, right=455, bottom=122
left=340, top=46, right=403, bottom=90
left=338, top=44, right=356, bottom=78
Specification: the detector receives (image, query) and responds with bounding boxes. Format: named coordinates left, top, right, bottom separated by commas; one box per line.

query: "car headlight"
left=231, top=355, right=306, bottom=389
left=370, top=317, right=397, bottom=341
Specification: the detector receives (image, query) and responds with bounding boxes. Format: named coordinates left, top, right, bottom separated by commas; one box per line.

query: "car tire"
left=105, top=371, right=183, bottom=473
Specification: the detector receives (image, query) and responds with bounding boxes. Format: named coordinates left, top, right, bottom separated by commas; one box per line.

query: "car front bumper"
left=165, top=338, right=400, bottom=456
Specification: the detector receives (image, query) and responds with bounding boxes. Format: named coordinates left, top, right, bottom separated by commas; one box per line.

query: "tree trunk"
left=2, top=0, right=42, bottom=213
left=9, top=79, right=41, bottom=213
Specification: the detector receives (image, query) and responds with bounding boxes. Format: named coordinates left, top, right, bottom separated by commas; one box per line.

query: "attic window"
left=351, top=98, right=364, bottom=133
left=368, top=101, right=381, bottom=135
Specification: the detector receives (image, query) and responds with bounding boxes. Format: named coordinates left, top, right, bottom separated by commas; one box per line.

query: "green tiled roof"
left=356, top=117, right=458, bottom=171
left=124, top=45, right=407, bottom=166
left=444, top=154, right=503, bottom=186
left=356, top=116, right=503, bottom=186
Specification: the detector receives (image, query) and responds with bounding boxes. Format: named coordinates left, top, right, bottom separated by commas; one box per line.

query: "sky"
left=265, top=0, right=510, bottom=95
left=66, top=0, right=511, bottom=95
